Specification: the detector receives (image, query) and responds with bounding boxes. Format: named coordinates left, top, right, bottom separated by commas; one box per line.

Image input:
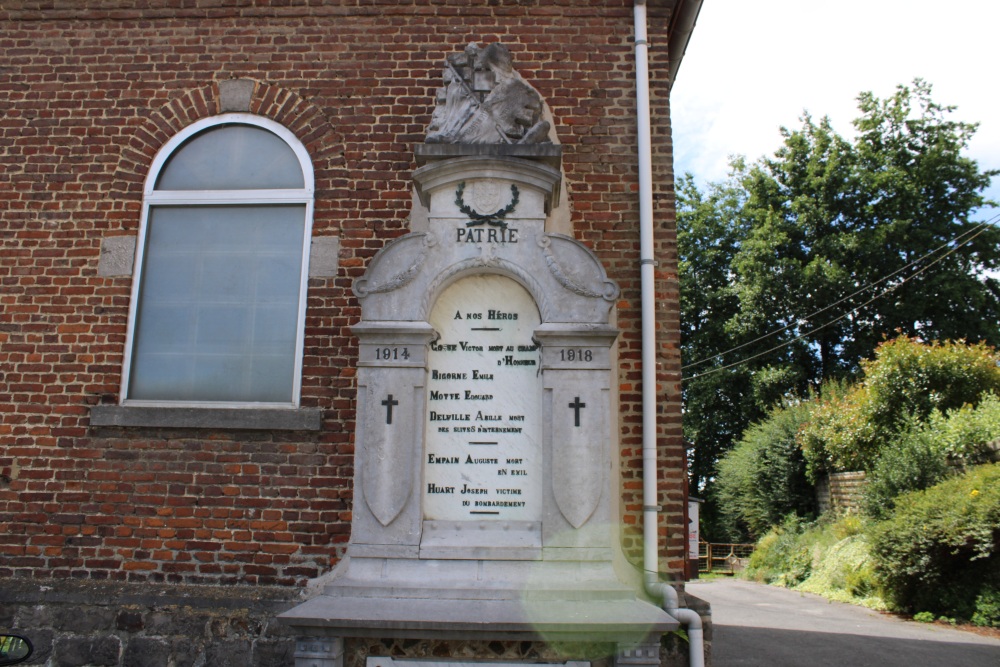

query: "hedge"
left=868, top=463, right=1000, bottom=624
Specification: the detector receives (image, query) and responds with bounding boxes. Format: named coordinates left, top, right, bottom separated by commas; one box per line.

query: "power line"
left=682, top=218, right=998, bottom=383
left=681, top=213, right=1000, bottom=374
left=682, top=213, right=1000, bottom=372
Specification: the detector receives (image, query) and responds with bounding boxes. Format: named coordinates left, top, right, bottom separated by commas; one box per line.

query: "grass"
left=742, top=514, right=889, bottom=611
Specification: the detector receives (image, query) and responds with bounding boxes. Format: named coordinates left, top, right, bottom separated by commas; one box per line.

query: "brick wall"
left=0, top=0, right=683, bottom=590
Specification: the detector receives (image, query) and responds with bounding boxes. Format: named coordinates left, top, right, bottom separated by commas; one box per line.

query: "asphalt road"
left=686, top=578, right=1000, bottom=667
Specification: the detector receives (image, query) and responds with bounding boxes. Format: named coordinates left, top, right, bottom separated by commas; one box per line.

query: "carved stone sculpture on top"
left=426, top=43, right=551, bottom=145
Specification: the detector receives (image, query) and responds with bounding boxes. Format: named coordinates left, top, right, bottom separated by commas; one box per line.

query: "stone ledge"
left=414, top=143, right=562, bottom=169
left=411, top=154, right=562, bottom=213
left=0, top=577, right=298, bottom=610
left=280, top=595, right=677, bottom=643
left=89, top=405, right=323, bottom=431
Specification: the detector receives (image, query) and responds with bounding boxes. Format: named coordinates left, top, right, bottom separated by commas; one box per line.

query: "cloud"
left=671, top=0, right=1000, bottom=205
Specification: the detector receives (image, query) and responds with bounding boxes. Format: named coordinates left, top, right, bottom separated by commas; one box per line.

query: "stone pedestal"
left=280, top=144, right=676, bottom=667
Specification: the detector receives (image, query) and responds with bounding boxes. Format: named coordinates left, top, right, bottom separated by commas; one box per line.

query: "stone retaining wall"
left=0, top=579, right=297, bottom=666
left=816, top=472, right=867, bottom=515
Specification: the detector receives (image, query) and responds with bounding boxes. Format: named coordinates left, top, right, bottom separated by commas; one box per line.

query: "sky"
left=670, top=0, right=1000, bottom=211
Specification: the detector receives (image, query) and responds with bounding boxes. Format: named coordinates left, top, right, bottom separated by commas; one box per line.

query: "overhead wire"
left=682, top=213, right=1000, bottom=383
left=682, top=212, right=1000, bottom=373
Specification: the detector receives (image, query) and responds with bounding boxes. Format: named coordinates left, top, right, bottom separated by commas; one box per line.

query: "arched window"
left=121, top=114, right=314, bottom=406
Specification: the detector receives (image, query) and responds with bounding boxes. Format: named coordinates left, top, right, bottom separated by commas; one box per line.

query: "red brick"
left=0, top=0, right=684, bottom=585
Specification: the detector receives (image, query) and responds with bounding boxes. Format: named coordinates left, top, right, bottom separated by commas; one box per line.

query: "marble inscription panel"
left=423, top=275, right=542, bottom=521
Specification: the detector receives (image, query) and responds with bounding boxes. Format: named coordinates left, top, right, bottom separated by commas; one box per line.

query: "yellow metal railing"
left=698, top=542, right=754, bottom=574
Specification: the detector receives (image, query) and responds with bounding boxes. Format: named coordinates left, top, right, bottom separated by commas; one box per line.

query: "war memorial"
left=282, top=41, right=688, bottom=667
left=0, top=2, right=703, bottom=665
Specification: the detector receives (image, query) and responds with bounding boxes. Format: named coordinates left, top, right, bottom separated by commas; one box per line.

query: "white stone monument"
left=281, top=43, right=675, bottom=667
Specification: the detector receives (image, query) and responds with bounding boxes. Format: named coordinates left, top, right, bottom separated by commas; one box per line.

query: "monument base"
left=289, top=636, right=669, bottom=667
left=279, top=554, right=678, bottom=667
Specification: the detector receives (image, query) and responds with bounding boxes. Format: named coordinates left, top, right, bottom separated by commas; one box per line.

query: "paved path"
left=686, top=578, right=1000, bottom=667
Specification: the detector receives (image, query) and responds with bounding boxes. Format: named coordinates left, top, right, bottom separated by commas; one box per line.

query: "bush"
left=930, top=393, right=1000, bottom=465
left=799, top=384, right=875, bottom=479
left=743, top=515, right=814, bottom=587
left=800, top=337, right=1000, bottom=475
left=744, top=515, right=886, bottom=608
left=972, top=586, right=1000, bottom=627
left=715, top=401, right=817, bottom=539
left=862, top=395, right=1000, bottom=519
left=861, top=422, right=950, bottom=519
left=868, top=463, right=1000, bottom=622
left=796, top=533, right=882, bottom=603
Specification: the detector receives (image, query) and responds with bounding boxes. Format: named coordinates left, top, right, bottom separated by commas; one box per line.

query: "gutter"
left=667, top=0, right=705, bottom=88
left=633, top=2, right=705, bottom=666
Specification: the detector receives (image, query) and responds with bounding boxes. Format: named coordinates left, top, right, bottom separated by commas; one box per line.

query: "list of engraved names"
left=423, top=275, right=542, bottom=521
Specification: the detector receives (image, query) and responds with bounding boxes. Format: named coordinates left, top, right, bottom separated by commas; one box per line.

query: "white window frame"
left=120, top=113, right=315, bottom=409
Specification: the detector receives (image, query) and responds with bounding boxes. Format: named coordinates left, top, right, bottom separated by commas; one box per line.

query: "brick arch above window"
left=112, top=80, right=343, bottom=203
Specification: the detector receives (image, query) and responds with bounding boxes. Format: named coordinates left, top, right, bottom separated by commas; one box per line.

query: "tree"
left=679, top=169, right=813, bottom=538
left=731, top=113, right=860, bottom=380
left=678, top=171, right=756, bottom=500
left=731, top=80, right=1000, bottom=376
left=679, top=81, right=1000, bottom=517
left=714, top=399, right=817, bottom=540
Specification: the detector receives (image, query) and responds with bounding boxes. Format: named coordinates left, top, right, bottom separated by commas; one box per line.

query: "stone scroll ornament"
left=426, top=43, right=551, bottom=145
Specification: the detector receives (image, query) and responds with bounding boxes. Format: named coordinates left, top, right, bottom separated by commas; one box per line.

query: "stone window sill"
left=89, top=405, right=323, bottom=431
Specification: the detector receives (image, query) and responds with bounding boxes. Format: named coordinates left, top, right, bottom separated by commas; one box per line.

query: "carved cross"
left=568, top=396, right=586, bottom=427
left=382, top=394, right=399, bottom=425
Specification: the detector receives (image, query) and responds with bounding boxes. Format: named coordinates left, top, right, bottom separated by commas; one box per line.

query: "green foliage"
left=680, top=81, right=1000, bottom=523
left=863, top=394, right=1000, bottom=518
left=868, top=463, right=1000, bottom=621
left=744, top=515, right=886, bottom=609
left=714, top=400, right=817, bottom=539
left=729, top=80, right=1000, bottom=381
left=847, top=81, right=1000, bottom=349
left=829, top=512, right=865, bottom=540
left=861, top=337, right=1000, bottom=429
left=729, top=114, right=859, bottom=380
left=800, top=337, right=1000, bottom=475
left=861, top=421, right=951, bottom=519
left=796, top=534, right=881, bottom=604
left=744, top=515, right=814, bottom=587
left=929, top=393, right=1000, bottom=464
left=678, top=171, right=762, bottom=507
left=972, top=586, right=1000, bottom=627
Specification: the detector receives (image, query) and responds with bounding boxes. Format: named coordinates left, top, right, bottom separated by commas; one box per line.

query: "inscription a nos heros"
left=422, top=276, right=541, bottom=521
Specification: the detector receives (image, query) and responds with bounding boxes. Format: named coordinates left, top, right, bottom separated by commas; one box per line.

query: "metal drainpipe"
left=632, top=3, right=704, bottom=666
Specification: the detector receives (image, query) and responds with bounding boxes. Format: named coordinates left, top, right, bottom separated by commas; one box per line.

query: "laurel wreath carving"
left=455, top=181, right=519, bottom=229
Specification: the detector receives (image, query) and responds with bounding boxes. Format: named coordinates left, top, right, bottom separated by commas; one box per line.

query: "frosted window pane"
left=129, top=205, right=305, bottom=403
left=155, top=125, right=304, bottom=191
